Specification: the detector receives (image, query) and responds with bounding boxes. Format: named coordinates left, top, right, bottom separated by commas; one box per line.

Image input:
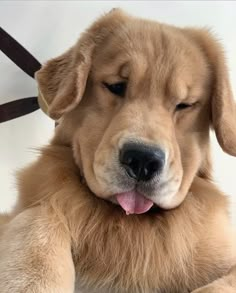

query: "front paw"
left=192, top=280, right=234, bottom=293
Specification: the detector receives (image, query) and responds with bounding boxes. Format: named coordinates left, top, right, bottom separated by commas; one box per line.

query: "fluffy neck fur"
left=16, top=145, right=230, bottom=293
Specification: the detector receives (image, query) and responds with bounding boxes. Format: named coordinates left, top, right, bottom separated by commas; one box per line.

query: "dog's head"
left=36, top=9, right=236, bottom=214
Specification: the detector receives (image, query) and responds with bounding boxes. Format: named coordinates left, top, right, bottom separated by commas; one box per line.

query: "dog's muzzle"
left=115, top=143, right=166, bottom=215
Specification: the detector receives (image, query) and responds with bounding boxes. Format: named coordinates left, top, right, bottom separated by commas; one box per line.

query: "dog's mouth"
left=115, top=191, right=154, bottom=215
left=79, top=171, right=161, bottom=215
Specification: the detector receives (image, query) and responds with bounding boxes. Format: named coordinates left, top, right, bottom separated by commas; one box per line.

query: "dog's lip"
left=114, top=190, right=154, bottom=215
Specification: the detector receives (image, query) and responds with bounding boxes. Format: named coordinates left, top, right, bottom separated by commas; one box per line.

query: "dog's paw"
left=191, top=279, right=235, bottom=293
left=192, top=287, right=232, bottom=293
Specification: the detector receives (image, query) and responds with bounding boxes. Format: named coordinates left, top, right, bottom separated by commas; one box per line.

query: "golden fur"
left=0, top=9, right=236, bottom=293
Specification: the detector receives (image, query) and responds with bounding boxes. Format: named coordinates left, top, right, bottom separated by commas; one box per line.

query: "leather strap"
left=0, top=27, right=41, bottom=78
left=0, top=26, right=41, bottom=123
left=0, top=97, right=39, bottom=123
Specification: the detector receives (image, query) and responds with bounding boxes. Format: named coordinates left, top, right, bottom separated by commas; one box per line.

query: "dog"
left=0, top=8, right=236, bottom=293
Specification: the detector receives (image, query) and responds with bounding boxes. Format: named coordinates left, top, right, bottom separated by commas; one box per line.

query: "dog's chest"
left=74, top=282, right=109, bottom=293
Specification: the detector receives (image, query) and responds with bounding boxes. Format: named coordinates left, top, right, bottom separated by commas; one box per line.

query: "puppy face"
left=36, top=9, right=236, bottom=214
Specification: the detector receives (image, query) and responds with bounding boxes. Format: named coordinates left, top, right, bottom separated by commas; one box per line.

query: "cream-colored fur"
left=0, top=9, right=236, bottom=293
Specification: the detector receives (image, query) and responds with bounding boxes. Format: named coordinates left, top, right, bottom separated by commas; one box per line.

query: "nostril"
left=143, top=158, right=164, bottom=181
left=148, top=161, right=157, bottom=173
left=120, top=153, right=141, bottom=180
left=123, top=164, right=138, bottom=180
left=147, top=159, right=163, bottom=174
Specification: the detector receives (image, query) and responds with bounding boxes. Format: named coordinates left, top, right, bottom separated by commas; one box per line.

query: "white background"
left=0, top=1, right=236, bottom=225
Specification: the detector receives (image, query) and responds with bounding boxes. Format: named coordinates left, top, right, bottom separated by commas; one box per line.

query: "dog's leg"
left=192, top=229, right=236, bottom=293
left=0, top=206, right=75, bottom=293
left=191, top=266, right=236, bottom=293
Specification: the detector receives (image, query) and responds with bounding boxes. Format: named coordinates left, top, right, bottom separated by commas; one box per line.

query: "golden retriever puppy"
left=0, top=9, right=236, bottom=293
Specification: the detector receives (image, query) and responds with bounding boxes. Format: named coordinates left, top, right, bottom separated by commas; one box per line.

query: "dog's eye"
left=175, top=103, right=193, bottom=111
left=103, top=82, right=127, bottom=97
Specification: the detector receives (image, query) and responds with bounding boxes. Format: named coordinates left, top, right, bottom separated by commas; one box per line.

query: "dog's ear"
left=36, top=8, right=126, bottom=120
left=36, top=44, right=93, bottom=120
left=185, top=28, right=236, bottom=156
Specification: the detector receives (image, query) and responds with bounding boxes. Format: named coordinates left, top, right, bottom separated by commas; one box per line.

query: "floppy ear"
left=35, top=41, right=94, bottom=120
left=185, top=28, right=236, bottom=156
left=36, top=8, right=126, bottom=120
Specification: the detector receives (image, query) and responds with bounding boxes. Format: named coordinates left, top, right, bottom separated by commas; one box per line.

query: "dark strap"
left=0, top=27, right=41, bottom=123
left=0, top=27, right=41, bottom=78
left=0, top=97, right=39, bottom=123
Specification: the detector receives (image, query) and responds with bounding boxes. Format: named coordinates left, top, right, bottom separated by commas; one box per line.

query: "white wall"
left=0, top=1, right=236, bottom=225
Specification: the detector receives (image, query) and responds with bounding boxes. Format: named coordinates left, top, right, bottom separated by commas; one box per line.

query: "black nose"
left=120, top=143, right=165, bottom=182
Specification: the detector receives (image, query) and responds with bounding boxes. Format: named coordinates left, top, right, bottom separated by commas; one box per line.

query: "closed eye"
left=103, top=82, right=127, bottom=97
left=175, top=103, right=193, bottom=111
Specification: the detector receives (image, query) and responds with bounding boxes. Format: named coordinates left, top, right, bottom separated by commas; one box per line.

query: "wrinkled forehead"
left=91, top=20, right=211, bottom=98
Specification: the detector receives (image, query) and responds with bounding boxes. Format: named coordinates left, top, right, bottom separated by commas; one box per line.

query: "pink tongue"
left=116, top=191, right=154, bottom=215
